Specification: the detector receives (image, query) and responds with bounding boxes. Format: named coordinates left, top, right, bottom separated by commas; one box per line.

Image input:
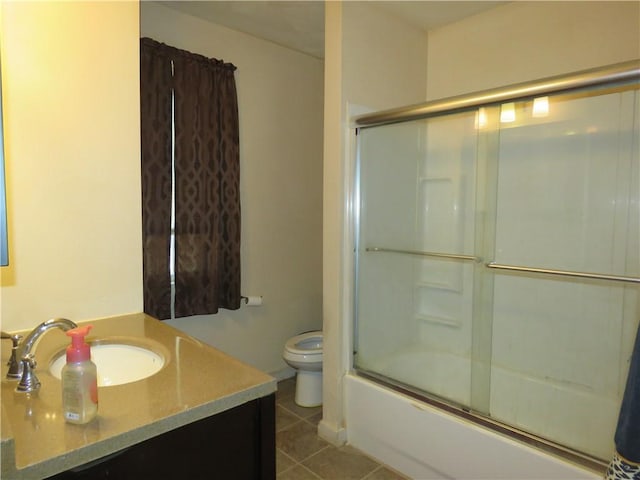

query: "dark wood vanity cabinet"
left=48, top=394, right=275, bottom=480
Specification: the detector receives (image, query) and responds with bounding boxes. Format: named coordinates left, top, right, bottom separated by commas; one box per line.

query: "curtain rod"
left=354, top=60, right=640, bottom=128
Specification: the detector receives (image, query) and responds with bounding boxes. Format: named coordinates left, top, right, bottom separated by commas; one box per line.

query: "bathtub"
left=345, top=370, right=604, bottom=479
left=359, top=349, right=618, bottom=460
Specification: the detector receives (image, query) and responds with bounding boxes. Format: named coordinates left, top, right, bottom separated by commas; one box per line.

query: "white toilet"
left=282, top=331, right=323, bottom=407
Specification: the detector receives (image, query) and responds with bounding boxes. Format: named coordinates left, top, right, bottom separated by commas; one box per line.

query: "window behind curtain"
left=140, top=38, right=241, bottom=320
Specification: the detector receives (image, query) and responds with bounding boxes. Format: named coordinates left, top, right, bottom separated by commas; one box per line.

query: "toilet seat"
left=285, top=331, right=322, bottom=355
left=282, top=331, right=323, bottom=406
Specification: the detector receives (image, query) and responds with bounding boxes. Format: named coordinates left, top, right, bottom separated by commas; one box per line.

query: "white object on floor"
left=283, top=331, right=323, bottom=407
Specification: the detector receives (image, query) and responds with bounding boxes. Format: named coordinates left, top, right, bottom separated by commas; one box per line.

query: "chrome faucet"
left=4, top=318, right=78, bottom=393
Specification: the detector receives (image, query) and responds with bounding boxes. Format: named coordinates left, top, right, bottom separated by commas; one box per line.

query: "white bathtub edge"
left=345, top=374, right=602, bottom=480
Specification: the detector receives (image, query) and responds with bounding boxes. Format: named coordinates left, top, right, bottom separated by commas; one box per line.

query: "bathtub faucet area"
left=3, top=318, right=78, bottom=393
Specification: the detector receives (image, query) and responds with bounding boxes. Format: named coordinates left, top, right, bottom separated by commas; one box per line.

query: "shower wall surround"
left=354, top=74, right=639, bottom=461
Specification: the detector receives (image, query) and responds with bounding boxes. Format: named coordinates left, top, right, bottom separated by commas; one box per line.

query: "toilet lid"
left=286, top=331, right=322, bottom=355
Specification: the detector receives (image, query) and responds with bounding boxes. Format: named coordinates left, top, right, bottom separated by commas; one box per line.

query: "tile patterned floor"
left=276, top=378, right=409, bottom=480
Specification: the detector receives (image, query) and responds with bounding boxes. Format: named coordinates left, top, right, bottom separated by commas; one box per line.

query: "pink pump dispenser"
left=66, top=325, right=92, bottom=363
left=61, top=325, right=98, bottom=424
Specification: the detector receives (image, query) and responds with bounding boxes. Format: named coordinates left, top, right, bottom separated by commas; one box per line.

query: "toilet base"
left=295, top=370, right=323, bottom=407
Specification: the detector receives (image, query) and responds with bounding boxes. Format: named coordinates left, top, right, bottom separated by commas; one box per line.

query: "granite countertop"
left=0, top=313, right=276, bottom=479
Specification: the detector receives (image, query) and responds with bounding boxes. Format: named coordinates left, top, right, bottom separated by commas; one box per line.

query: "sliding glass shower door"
left=354, top=82, right=639, bottom=461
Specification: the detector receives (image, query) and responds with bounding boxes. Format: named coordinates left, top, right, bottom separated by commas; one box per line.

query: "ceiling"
left=159, top=1, right=507, bottom=59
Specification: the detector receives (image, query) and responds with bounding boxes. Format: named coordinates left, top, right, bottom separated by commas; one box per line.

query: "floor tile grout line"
left=277, top=379, right=409, bottom=479
left=302, top=416, right=320, bottom=428
left=285, top=443, right=332, bottom=470
left=275, top=414, right=321, bottom=435
left=277, top=403, right=309, bottom=418
left=287, top=463, right=324, bottom=480
left=299, top=443, right=332, bottom=464
left=275, top=418, right=332, bottom=464
left=361, top=464, right=386, bottom=480
left=276, top=448, right=308, bottom=478
left=300, top=446, right=384, bottom=480
left=298, top=462, right=324, bottom=480
left=277, top=404, right=321, bottom=424
left=277, top=444, right=332, bottom=479
left=275, top=416, right=304, bottom=433
left=276, top=447, right=298, bottom=465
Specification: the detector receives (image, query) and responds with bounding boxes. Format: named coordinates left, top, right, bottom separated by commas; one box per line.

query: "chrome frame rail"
left=365, top=248, right=640, bottom=284
left=365, top=246, right=480, bottom=262
left=486, top=262, right=640, bottom=284
left=354, top=60, right=640, bottom=127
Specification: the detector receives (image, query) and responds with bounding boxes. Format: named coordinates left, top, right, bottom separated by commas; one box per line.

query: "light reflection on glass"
left=475, top=107, right=487, bottom=129
left=532, top=96, right=549, bottom=117
left=500, top=102, right=516, bottom=123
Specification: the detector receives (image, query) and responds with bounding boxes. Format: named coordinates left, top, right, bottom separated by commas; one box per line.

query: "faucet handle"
left=16, top=354, right=41, bottom=393
left=1, top=331, right=22, bottom=346
left=1, top=332, right=23, bottom=379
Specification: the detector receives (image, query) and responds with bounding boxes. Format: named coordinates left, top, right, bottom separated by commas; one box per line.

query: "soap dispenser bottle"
left=61, top=325, right=98, bottom=424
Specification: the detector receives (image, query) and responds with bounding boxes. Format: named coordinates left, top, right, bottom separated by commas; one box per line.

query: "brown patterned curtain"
left=140, top=38, right=241, bottom=319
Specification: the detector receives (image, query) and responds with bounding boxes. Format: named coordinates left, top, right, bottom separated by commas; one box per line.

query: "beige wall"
left=321, top=1, right=429, bottom=445
left=1, top=1, right=142, bottom=331
left=1, top=1, right=324, bottom=377
left=342, top=2, right=430, bottom=110
left=141, top=3, right=324, bottom=375
left=427, top=1, right=640, bottom=100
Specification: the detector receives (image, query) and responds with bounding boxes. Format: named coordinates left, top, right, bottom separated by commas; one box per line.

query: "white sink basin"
left=50, top=343, right=165, bottom=387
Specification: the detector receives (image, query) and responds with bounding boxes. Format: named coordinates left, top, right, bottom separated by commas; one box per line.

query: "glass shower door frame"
left=352, top=61, right=640, bottom=470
